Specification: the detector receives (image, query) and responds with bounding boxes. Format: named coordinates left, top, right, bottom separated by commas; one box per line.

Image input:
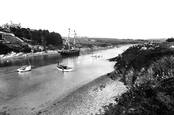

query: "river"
left=0, top=45, right=132, bottom=115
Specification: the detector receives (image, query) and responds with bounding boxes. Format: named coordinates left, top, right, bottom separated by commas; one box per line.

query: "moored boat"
left=17, top=65, right=31, bottom=72
left=58, top=49, right=80, bottom=56
left=17, top=55, right=32, bottom=73
left=57, top=64, right=73, bottom=72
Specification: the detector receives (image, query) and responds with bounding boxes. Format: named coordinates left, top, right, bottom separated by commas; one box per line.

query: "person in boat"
left=57, top=62, right=67, bottom=69
left=63, top=66, right=67, bottom=69
left=60, top=65, right=67, bottom=69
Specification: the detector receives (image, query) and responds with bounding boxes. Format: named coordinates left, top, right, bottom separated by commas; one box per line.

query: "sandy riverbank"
left=35, top=72, right=127, bottom=115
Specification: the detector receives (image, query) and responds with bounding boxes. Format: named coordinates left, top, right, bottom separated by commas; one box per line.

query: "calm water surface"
left=0, top=45, right=131, bottom=115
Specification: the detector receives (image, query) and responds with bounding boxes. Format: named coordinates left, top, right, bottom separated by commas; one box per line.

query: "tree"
left=9, top=27, right=63, bottom=48
left=166, top=37, right=174, bottom=42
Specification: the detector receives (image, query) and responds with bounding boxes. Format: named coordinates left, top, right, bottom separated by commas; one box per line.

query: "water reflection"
left=17, top=71, right=31, bottom=77
left=0, top=53, right=62, bottom=68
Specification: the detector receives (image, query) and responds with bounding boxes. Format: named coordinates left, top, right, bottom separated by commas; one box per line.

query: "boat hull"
left=58, top=49, right=80, bottom=56
left=17, top=65, right=31, bottom=73
left=57, top=66, right=73, bottom=72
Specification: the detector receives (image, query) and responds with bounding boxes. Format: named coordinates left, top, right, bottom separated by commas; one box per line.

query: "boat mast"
left=67, top=28, right=70, bottom=50
left=67, top=28, right=77, bottom=49
left=74, top=30, right=76, bottom=47
left=27, top=58, right=31, bottom=65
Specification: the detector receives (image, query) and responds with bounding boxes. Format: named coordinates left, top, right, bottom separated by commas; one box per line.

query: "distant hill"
left=145, top=38, right=167, bottom=43
left=62, top=37, right=146, bottom=47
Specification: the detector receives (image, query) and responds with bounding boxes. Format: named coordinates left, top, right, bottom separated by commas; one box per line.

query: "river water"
left=0, top=45, right=131, bottom=115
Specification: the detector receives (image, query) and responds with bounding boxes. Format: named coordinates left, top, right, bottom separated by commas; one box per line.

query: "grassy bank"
left=104, top=42, right=174, bottom=115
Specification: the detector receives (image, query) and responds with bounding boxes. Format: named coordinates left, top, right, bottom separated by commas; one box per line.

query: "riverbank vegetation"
left=0, top=26, right=63, bottom=55
left=104, top=40, right=174, bottom=115
left=9, top=27, right=62, bottom=46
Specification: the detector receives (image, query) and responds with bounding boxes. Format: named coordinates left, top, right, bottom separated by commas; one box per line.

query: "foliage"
left=114, top=43, right=160, bottom=72
left=9, top=27, right=63, bottom=46
left=147, top=56, right=174, bottom=83
left=104, top=42, right=174, bottom=115
left=103, top=78, right=174, bottom=115
left=0, top=43, right=13, bottom=54
left=0, top=42, right=31, bottom=54
left=111, top=43, right=174, bottom=84
left=166, top=37, right=174, bottom=42
left=21, top=44, right=31, bottom=53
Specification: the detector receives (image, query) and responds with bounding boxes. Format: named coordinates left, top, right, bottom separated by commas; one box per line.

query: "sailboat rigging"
left=58, top=28, right=80, bottom=56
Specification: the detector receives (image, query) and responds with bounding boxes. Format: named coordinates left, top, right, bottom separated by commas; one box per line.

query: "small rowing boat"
left=57, top=62, right=73, bottom=72
left=17, top=55, right=31, bottom=73
left=57, top=65, right=73, bottom=72
left=17, top=65, right=31, bottom=72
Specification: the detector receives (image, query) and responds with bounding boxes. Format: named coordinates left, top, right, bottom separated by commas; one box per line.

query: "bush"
left=103, top=78, right=174, bottom=115
left=103, top=43, right=174, bottom=115
left=166, top=37, right=174, bottom=42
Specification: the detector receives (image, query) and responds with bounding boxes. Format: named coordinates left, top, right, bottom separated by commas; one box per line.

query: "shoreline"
left=36, top=72, right=127, bottom=115
left=0, top=50, right=59, bottom=61
left=0, top=44, right=134, bottom=62
left=0, top=46, right=113, bottom=61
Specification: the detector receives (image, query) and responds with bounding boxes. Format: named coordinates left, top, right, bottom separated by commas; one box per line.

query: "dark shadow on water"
left=0, top=54, right=80, bottom=69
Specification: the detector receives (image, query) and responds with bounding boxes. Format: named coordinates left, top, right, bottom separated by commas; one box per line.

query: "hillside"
left=9, top=27, right=62, bottom=47
left=146, top=38, right=167, bottom=43
left=0, top=31, right=24, bottom=44
left=104, top=41, right=174, bottom=115
left=0, top=27, right=63, bottom=55
left=0, top=31, right=31, bottom=54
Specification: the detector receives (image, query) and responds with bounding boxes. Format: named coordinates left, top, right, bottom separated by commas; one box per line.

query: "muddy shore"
left=36, top=72, right=127, bottom=115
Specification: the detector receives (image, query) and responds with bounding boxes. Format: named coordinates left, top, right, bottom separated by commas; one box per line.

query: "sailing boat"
left=17, top=55, right=31, bottom=72
left=58, top=28, right=80, bottom=56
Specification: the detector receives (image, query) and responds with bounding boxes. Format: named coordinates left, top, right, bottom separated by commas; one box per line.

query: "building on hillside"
left=2, top=21, right=21, bottom=29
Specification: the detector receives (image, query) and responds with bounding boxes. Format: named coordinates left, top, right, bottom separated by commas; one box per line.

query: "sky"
left=0, top=0, right=174, bottom=39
